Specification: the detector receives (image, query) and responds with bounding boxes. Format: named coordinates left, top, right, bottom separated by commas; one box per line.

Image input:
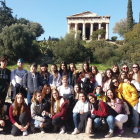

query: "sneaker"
left=40, top=127, right=45, bottom=134
left=133, top=127, right=138, bottom=134
left=116, top=129, right=124, bottom=136
left=23, top=130, right=28, bottom=136
left=59, top=125, right=65, bottom=134
left=105, top=132, right=113, bottom=138
left=41, top=130, right=45, bottom=134
left=71, top=128, right=80, bottom=135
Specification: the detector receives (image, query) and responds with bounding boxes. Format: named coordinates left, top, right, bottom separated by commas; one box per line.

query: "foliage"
left=115, top=40, right=124, bottom=45
left=112, top=19, right=128, bottom=37
left=91, top=29, right=106, bottom=40
left=127, top=0, right=133, bottom=31
left=111, top=36, right=118, bottom=41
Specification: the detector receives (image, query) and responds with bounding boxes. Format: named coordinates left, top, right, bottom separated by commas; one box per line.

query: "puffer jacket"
left=115, top=83, right=138, bottom=107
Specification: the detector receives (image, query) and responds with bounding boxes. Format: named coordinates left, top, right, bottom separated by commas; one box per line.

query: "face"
left=107, top=90, right=114, bottom=100
left=0, top=60, right=7, bottom=68
left=41, top=66, right=47, bottom=72
left=88, top=96, right=95, bottom=103
left=112, top=79, right=119, bottom=87
left=121, top=72, right=126, bottom=79
left=74, top=85, right=80, bottom=93
left=122, top=65, right=128, bottom=72
left=124, top=79, right=131, bottom=84
left=62, top=77, right=68, bottom=85
left=51, top=65, right=56, bottom=73
left=79, top=93, right=85, bottom=102
left=83, top=63, right=88, bottom=71
left=35, top=93, right=42, bottom=103
left=92, top=67, right=96, bottom=74
left=17, top=61, right=24, bottom=68
left=70, top=64, right=75, bottom=72
left=46, top=87, right=51, bottom=94
left=30, top=65, right=36, bottom=73
left=132, top=64, right=139, bottom=73
left=107, top=70, right=112, bottom=78
left=17, top=94, right=23, bottom=104
left=52, top=91, right=59, bottom=100
left=113, top=66, right=118, bottom=73
left=61, top=63, right=65, bottom=70
left=96, top=87, right=101, bottom=94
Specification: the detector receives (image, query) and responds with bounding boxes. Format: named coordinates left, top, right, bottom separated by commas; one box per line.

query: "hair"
left=93, top=85, right=105, bottom=98
left=59, top=61, right=68, bottom=76
left=79, top=91, right=87, bottom=100
left=42, top=84, right=51, bottom=98
left=31, top=90, right=42, bottom=104
left=118, top=71, right=128, bottom=83
left=61, top=75, right=68, bottom=82
left=69, top=63, right=77, bottom=75
left=0, top=56, right=8, bottom=62
left=111, top=65, right=120, bottom=76
left=74, top=84, right=81, bottom=99
left=110, top=77, right=119, bottom=91
left=121, top=64, right=129, bottom=73
left=103, top=68, right=113, bottom=83
left=12, top=93, right=26, bottom=116
left=91, top=65, right=99, bottom=75
left=131, top=63, right=140, bottom=71
left=106, top=89, right=116, bottom=102
left=51, top=64, right=58, bottom=73
left=30, top=62, right=37, bottom=69
left=17, top=58, right=24, bottom=63
left=50, top=89, right=61, bottom=115
left=39, top=64, right=49, bottom=78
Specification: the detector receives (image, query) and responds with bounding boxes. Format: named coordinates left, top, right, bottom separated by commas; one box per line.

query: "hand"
left=40, top=122, right=44, bottom=128
left=0, top=120, right=5, bottom=127
left=49, top=114, right=52, bottom=118
left=5, top=115, right=9, bottom=120
left=18, top=125, right=25, bottom=131
left=45, top=112, right=49, bottom=116
left=80, top=110, right=83, bottom=114
left=23, top=125, right=28, bottom=131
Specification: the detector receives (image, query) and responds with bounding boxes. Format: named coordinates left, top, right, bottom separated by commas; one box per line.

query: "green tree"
left=91, top=29, right=106, bottom=40
left=127, top=0, right=133, bottom=31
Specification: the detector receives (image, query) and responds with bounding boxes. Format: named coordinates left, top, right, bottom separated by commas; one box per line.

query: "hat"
left=40, top=62, right=48, bottom=67
left=88, top=93, right=97, bottom=101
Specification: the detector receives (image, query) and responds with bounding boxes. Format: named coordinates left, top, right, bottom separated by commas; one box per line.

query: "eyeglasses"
left=132, top=67, right=138, bottom=69
left=112, top=81, right=118, bottom=84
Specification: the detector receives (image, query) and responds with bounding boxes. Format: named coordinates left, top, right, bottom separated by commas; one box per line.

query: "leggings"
left=52, top=117, right=65, bottom=127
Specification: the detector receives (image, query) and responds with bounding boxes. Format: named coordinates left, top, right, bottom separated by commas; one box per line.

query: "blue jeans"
left=73, top=113, right=80, bottom=128
left=27, top=93, right=32, bottom=107
left=94, top=115, right=115, bottom=131
left=133, top=103, right=139, bottom=127
left=31, top=119, right=41, bottom=128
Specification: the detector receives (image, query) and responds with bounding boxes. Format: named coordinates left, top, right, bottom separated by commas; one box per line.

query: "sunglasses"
left=112, top=81, right=118, bottom=84
left=123, top=67, right=128, bottom=70
left=132, top=67, right=138, bottom=69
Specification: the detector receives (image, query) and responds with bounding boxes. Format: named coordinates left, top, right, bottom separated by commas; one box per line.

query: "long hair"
left=12, top=93, right=26, bottom=116
left=93, top=85, right=105, bottom=98
left=106, top=89, right=116, bottom=102
left=103, top=68, right=113, bottom=83
left=69, top=63, right=77, bottom=75
left=42, top=84, right=51, bottom=98
left=39, top=65, right=49, bottom=78
left=31, top=90, right=42, bottom=105
left=121, top=64, right=129, bottom=73
left=51, top=64, right=58, bottom=73
left=110, top=77, right=120, bottom=91
left=59, top=61, right=68, bottom=76
left=111, top=64, right=120, bottom=76
left=50, top=89, right=61, bottom=115
left=91, top=65, right=99, bottom=75
left=74, top=84, right=81, bottom=98
left=118, top=71, right=128, bottom=83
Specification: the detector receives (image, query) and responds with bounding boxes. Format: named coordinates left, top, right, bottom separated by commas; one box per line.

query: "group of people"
left=0, top=55, right=140, bottom=138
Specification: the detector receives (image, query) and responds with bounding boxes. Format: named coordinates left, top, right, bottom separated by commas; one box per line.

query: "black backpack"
left=81, top=77, right=91, bottom=94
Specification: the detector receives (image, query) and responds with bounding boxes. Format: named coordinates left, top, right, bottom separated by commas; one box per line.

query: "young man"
left=0, top=56, right=11, bottom=103
left=11, top=58, right=27, bottom=101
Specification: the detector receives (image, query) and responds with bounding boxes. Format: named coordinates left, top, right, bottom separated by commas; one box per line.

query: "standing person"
left=0, top=56, right=11, bottom=103
left=110, top=77, right=139, bottom=134
left=50, top=89, right=68, bottom=134
left=23, top=63, right=42, bottom=106
left=30, top=90, right=52, bottom=134
left=111, top=65, right=120, bottom=77
left=102, top=68, right=113, bottom=93
left=42, top=84, right=51, bottom=103
left=9, top=93, right=30, bottom=136
left=39, top=63, right=50, bottom=86
left=106, top=89, right=128, bottom=136
left=68, top=63, right=79, bottom=87
left=59, top=61, right=68, bottom=76
left=91, top=65, right=102, bottom=88
left=11, top=58, right=27, bottom=101
left=49, top=64, right=61, bottom=89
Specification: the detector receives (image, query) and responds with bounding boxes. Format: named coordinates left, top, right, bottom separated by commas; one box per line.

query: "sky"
left=5, top=0, right=140, bottom=40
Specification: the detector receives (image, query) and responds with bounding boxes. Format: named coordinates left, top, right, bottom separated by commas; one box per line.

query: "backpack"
left=81, top=77, right=91, bottom=94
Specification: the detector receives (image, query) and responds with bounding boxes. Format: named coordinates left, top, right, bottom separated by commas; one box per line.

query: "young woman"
left=9, top=93, right=30, bottom=136
left=118, top=71, right=128, bottom=83
left=110, top=77, right=139, bottom=134
left=23, top=63, right=42, bottom=106
left=111, top=65, right=120, bottom=77
left=39, top=62, right=50, bottom=86
left=42, top=84, right=51, bottom=103
left=91, top=65, right=102, bottom=88
left=59, top=61, right=68, bottom=76
left=68, top=63, right=79, bottom=87
left=106, top=89, right=128, bottom=136
left=50, top=89, right=68, bottom=134
left=102, top=68, right=113, bottom=93
left=30, top=90, right=52, bottom=133
left=49, top=64, right=61, bottom=89
left=93, top=85, right=106, bottom=102
left=74, top=84, right=81, bottom=102
left=121, top=64, right=130, bottom=78
left=72, top=92, right=90, bottom=135
left=87, top=93, right=115, bottom=138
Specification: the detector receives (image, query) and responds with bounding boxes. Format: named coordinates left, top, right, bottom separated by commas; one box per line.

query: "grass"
left=7, top=63, right=110, bottom=71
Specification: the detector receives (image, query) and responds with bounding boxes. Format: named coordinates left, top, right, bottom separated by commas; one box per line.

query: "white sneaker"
left=71, top=128, right=80, bottom=135
left=133, top=127, right=138, bottom=134
left=59, top=125, right=65, bottom=134
left=23, top=130, right=28, bottom=136
left=41, top=130, right=45, bottom=134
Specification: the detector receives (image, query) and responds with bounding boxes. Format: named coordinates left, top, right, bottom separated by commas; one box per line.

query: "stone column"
left=68, top=23, right=70, bottom=33
left=90, top=23, right=93, bottom=39
left=75, top=23, right=78, bottom=38
left=98, top=23, right=101, bottom=40
left=105, top=23, right=109, bottom=40
left=82, top=23, right=85, bottom=40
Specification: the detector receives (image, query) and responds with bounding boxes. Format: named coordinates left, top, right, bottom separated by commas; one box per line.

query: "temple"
left=66, top=11, right=111, bottom=40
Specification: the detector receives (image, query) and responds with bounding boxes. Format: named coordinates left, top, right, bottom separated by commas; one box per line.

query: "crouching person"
left=30, top=90, right=52, bottom=134
left=72, top=91, right=90, bottom=135
left=9, top=93, right=30, bottom=136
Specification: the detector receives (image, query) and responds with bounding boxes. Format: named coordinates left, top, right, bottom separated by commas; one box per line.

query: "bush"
left=111, top=36, right=118, bottom=41
left=115, top=40, right=124, bottom=45
left=106, top=56, right=120, bottom=66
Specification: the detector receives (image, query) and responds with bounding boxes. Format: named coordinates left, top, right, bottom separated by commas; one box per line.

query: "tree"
left=91, top=29, right=106, bottom=40
left=127, top=0, right=133, bottom=31
left=112, top=19, right=128, bottom=37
